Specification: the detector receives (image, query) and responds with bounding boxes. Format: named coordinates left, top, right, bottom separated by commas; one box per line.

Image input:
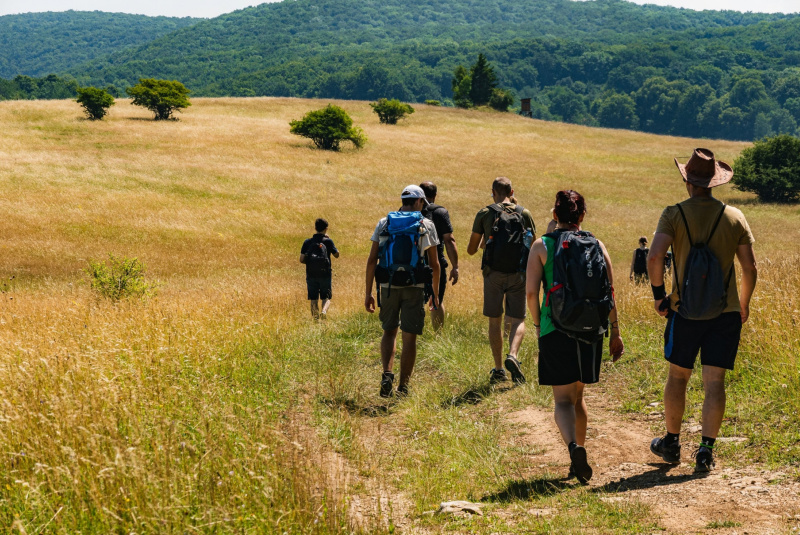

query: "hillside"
left=0, top=10, right=200, bottom=79
left=0, top=97, right=797, bottom=533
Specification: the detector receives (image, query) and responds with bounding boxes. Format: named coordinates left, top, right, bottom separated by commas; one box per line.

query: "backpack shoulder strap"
left=707, top=204, right=727, bottom=243
left=676, top=204, right=693, bottom=245
left=513, top=205, right=524, bottom=215
left=487, top=203, right=503, bottom=214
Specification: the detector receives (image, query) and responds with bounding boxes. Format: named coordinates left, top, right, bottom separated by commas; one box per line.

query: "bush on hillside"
left=733, top=134, right=800, bottom=203
left=127, top=78, right=191, bottom=120
left=289, top=104, right=366, bottom=151
left=76, top=86, right=115, bottom=120
left=489, top=88, right=514, bottom=111
left=86, top=254, right=158, bottom=301
left=424, top=100, right=441, bottom=106
left=370, top=98, right=414, bottom=124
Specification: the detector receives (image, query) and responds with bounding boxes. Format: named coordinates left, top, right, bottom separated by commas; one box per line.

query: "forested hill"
left=0, top=11, right=200, bottom=79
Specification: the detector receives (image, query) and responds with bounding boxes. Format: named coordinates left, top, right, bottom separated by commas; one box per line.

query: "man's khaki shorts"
left=379, top=286, right=426, bottom=335
left=483, top=270, right=527, bottom=319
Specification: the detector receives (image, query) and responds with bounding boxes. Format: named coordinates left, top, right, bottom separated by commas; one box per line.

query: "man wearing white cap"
left=365, top=185, right=440, bottom=398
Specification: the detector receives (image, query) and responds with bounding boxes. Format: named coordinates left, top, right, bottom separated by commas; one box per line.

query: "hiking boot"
left=569, top=445, right=592, bottom=484
left=650, top=436, right=681, bottom=464
left=379, top=372, right=395, bottom=398
left=693, top=446, right=715, bottom=473
left=396, top=383, right=409, bottom=398
left=489, top=368, right=507, bottom=384
left=504, top=354, right=526, bottom=384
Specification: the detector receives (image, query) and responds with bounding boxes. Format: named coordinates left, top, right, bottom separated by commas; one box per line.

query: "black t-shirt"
left=423, top=203, right=453, bottom=262
left=301, top=234, right=338, bottom=277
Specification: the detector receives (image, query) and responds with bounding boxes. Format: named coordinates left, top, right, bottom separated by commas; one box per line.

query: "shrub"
left=370, top=98, right=414, bottom=124
left=289, top=104, right=366, bottom=151
left=488, top=88, right=514, bottom=111
left=425, top=100, right=441, bottom=106
left=86, top=254, right=158, bottom=301
left=76, top=86, right=115, bottom=120
left=733, top=134, right=800, bottom=203
left=127, top=78, right=191, bottom=120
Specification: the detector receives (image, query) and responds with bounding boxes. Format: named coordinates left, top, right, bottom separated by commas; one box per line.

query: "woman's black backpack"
left=544, top=230, right=615, bottom=344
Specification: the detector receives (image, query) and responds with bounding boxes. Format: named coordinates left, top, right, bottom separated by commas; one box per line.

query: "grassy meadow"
left=1, top=97, right=799, bottom=533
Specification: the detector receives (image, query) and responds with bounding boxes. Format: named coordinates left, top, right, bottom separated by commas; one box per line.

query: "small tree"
left=488, top=88, right=514, bottom=111
left=290, top=104, right=366, bottom=151
left=470, top=53, right=498, bottom=106
left=127, top=78, right=191, bottom=120
left=76, top=86, right=115, bottom=120
left=86, top=254, right=158, bottom=301
left=370, top=98, right=415, bottom=124
left=452, top=65, right=472, bottom=109
left=733, top=134, right=800, bottom=203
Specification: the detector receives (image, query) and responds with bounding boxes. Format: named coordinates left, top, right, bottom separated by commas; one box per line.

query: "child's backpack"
left=375, top=211, right=431, bottom=288
left=544, top=230, right=615, bottom=344
left=306, top=238, right=331, bottom=277
left=673, top=204, right=732, bottom=320
left=633, top=247, right=649, bottom=274
left=482, top=204, right=528, bottom=273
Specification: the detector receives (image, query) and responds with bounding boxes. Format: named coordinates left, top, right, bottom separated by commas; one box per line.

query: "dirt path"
left=508, top=391, right=800, bottom=534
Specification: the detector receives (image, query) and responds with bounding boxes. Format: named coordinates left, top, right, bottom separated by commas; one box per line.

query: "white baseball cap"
left=400, top=184, right=429, bottom=205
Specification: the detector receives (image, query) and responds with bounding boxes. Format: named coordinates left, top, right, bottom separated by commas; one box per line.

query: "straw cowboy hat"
left=674, top=148, right=733, bottom=188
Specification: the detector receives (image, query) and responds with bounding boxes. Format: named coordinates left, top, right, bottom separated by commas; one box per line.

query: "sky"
left=0, top=0, right=796, bottom=18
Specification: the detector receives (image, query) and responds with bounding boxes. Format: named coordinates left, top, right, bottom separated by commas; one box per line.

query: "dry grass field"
left=1, top=97, right=799, bottom=533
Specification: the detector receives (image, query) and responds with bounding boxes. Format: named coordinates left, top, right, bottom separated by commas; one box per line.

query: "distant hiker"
left=467, top=176, right=535, bottom=385
left=664, top=250, right=674, bottom=275
left=630, top=236, right=650, bottom=284
left=648, top=149, right=757, bottom=473
left=526, top=190, right=624, bottom=484
left=365, top=185, right=440, bottom=397
left=300, top=218, right=339, bottom=320
left=420, top=181, right=460, bottom=330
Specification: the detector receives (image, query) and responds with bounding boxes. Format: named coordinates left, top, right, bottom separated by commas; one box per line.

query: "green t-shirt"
left=539, top=234, right=557, bottom=337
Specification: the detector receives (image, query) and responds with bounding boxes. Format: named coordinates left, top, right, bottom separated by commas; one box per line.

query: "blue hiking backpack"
left=375, top=211, right=432, bottom=290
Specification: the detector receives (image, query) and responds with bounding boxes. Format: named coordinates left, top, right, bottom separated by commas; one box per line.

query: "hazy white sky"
left=0, top=0, right=796, bottom=18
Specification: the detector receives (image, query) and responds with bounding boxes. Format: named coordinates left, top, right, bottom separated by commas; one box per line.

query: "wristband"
left=651, top=284, right=666, bottom=301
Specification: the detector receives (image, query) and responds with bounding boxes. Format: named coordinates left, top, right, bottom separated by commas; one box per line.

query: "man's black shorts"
left=306, top=276, right=332, bottom=300
left=538, top=330, right=603, bottom=386
left=663, top=311, right=742, bottom=370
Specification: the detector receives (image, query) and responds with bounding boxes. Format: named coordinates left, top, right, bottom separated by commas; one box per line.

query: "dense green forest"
left=0, top=11, right=199, bottom=79
left=2, top=0, right=799, bottom=140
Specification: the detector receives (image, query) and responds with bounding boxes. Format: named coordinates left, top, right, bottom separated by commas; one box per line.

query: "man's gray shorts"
left=483, top=270, right=527, bottom=319
left=379, top=286, right=425, bottom=335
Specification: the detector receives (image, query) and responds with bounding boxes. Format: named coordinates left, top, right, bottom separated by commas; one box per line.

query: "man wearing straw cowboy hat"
left=647, top=148, right=758, bottom=473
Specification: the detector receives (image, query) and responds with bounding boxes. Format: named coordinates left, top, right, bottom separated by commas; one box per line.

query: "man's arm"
left=426, top=247, right=440, bottom=309
left=442, top=232, right=460, bottom=284
left=365, top=241, right=379, bottom=313
left=648, top=232, right=672, bottom=316
left=299, top=255, right=306, bottom=264
left=467, top=232, right=482, bottom=256
left=629, top=251, right=636, bottom=279
left=736, top=243, right=757, bottom=324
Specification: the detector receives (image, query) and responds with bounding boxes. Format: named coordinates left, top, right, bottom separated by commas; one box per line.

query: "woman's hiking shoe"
left=489, top=368, right=507, bottom=384
left=693, top=446, right=715, bottom=473
left=380, top=372, right=395, bottom=398
left=569, top=445, right=592, bottom=484
left=504, top=355, right=526, bottom=384
left=650, top=436, right=681, bottom=464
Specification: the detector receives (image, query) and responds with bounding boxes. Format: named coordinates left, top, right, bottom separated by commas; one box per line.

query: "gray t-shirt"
left=371, top=213, right=439, bottom=288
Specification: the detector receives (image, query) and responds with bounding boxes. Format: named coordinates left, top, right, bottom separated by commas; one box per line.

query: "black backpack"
left=673, top=204, right=732, bottom=321
left=544, top=230, right=615, bottom=344
left=306, top=237, right=331, bottom=278
left=482, top=204, right=528, bottom=273
left=633, top=248, right=649, bottom=274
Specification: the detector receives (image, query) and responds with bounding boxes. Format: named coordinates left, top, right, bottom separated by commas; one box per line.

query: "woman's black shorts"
left=538, top=330, right=603, bottom=386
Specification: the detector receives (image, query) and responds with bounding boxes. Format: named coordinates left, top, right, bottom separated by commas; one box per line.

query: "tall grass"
left=1, top=98, right=797, bottom=531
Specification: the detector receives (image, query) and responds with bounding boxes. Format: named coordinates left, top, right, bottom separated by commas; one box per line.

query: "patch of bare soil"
left=508, top=391, right=800, bottom=534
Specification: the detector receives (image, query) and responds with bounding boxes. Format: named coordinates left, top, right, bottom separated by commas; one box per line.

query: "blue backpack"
left=375, top=211, right=431, bottom=289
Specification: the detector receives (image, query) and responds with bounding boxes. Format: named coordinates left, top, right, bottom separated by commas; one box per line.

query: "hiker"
left=300, top=218, right=339, bottom=320
left=467, top=176, right=535, bottom=385
left=365, top=185, right=440, bottom=397
left=420, top=181, right=460, bottom=329
left=648, top=148, right=757, bottom=473
left=629, top=236, right=650, bottom=284
left=526, top=190, right=624, bottom=484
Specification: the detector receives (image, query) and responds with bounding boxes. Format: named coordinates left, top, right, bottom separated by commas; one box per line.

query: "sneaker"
left=379, top=372, right=395, bottom=398
left=396, top=383, right=409, bottom=397
left=569, top=445, right=592, bottom=484
left=504, top=354, right=526, bottom=384
left=489, top=368, right=507, bottom=384
left=650, top=436, right=681, bottom=464
left=693, top=446, right=715, bottom=473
